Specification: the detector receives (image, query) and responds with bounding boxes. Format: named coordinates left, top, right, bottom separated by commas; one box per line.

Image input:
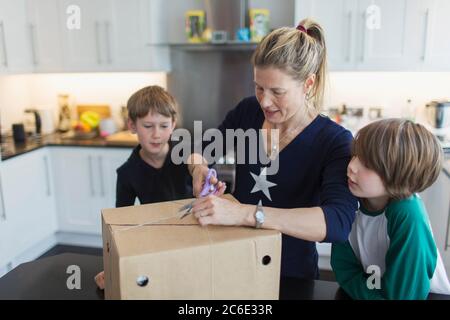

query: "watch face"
left=256, top=211, right=264, bottom=221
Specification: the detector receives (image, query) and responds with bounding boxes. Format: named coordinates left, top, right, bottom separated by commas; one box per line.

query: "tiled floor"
left=38, top=245, right=102, bottom=259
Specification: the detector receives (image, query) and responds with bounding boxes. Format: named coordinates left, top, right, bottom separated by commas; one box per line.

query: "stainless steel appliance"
left=426, top=101, right=450, bottom=129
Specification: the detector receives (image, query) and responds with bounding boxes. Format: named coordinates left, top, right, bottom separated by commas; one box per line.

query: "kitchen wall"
left=1, top=71, right=450, bottom=135
left=325, top=72, right=450, bottom=133
left=0, top=72, right=166, bottom=134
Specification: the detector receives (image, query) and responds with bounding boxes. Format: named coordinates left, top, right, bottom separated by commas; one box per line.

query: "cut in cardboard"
left=102, top=194, right=281, bottom=299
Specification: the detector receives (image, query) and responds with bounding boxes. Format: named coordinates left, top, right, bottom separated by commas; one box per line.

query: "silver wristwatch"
left=254, top=200, right=265, bottom=228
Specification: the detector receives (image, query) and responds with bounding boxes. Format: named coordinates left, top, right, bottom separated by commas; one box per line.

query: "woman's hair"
left=352, top=118, right=443, bottom=200
left=251, top=18, right=327, bottom=111
left=127, top=85, right=178, bottom=122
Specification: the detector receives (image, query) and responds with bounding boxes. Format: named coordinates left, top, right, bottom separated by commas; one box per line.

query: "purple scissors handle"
left=199, top=168, right=218, bottom=197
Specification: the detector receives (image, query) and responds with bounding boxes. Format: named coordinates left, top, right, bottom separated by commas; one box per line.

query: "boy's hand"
left=95, top=271, right=105, bottom=290
left=192, top=165, right=226, bottom=198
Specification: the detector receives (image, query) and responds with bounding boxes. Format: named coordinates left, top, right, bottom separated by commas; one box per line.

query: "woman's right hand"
left=95, top=271, right=105, bottom=290
left=192, top=165, right=226, bottom=198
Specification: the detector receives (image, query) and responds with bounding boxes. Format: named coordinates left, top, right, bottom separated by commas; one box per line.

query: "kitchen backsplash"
left=0, top=72, right=167, bottom=135
left=1, top=71, right=450, bottom=135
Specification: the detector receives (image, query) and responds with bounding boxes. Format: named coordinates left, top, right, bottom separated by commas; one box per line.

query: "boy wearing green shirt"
left=331, top=119, right=450, bottom=299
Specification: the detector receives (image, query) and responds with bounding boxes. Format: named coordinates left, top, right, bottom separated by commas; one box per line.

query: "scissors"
left=179, top=168, right=219, bottom=219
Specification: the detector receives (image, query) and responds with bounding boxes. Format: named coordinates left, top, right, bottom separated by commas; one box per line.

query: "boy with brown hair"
left=331, top=118, right=450, bottom=299
left=116, top=85, right=192, bottom=206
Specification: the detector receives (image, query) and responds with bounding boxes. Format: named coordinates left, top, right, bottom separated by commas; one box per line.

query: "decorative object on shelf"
left=211, top=30, right=228, bottom=44
left=249, top=9, right=270, bottom=42
left=236, top=27, right=251, bottom=42
left=185, top=10, right=206, bottom=43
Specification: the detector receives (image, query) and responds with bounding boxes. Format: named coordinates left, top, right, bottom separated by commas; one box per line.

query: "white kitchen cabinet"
left=420, top=168, right=450, bottom=276
left=295, top=0, right=358, bottom=71
left=59, top=0, right=111, bottom=72
left=420, top=0, right=450, bottom=70
left=356, top=0, right=412, bottom=70
left=0, top=0, right=32, bottom=74
left=296, top=0, right=414, bottom=71
left=295, top=0, right=450, bottom=71
left=26, top=0, right=64, bottom=72
left=0, top=148, right=57, bottom=267
left=58, top=0, right=169, bottom=72
left=51, top=147, right=131, bottom=235
left=108, top=0, right=170, bottom=71
left=0, top=164, right=10, bottom=270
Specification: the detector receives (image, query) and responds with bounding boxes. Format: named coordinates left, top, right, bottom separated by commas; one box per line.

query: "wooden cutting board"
left=105, top=130, right=138, bottom=144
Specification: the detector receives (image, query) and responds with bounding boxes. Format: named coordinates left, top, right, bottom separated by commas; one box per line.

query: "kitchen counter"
left=0, top=132, right=137, bottom=161
left=0, top=253, right=448, bottom=300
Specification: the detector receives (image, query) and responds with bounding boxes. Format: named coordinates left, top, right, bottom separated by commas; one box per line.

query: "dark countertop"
left=0, top=132, right=137, bottom=161
left=0, top=253, right=449, bottom=300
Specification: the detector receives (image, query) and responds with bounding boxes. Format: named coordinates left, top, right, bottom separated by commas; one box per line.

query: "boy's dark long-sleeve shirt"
left=116, top=144, right=192, bottom=207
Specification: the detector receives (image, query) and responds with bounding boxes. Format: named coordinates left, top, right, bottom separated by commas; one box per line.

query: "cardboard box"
left=102, top=195, right=281, bottom=299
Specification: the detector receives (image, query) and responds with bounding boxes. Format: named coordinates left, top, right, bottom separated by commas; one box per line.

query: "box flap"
left=102, top=194, right=280, bottom=258
left=102, top=194, right=237, bottom=226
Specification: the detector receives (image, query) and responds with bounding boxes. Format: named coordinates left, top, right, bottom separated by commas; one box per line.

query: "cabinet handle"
left=360, top=12, right=366, bottom=62
left=0, top=21, right=8, bottom=67
left=346, top=11, right=353, bottom=62
left=98, top=156, right=105, bottom=197
left=105, top=21, right=112, bottom=64
left=88, top=156, right=95, bottom=197
left=29, top=24, right=38, bottom=66
left=422, top=9, right=430, bottom=61
left=95, top=21, right=102, bottom=64
left=445, top=197, right=450, bottom=251
left=0, top=176, right=6, bottom=221
left=43, top=156, right=51, bottom=196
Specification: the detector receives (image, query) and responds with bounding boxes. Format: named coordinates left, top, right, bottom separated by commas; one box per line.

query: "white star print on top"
left=250, top=167, right=277, bottom=201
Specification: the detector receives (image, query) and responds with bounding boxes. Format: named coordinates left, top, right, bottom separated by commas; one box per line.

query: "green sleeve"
left=331, top=241, right=384, bottom=299
left=382, top=199, right=437, bottom=299
left=331, top=198, right=437, bottom=300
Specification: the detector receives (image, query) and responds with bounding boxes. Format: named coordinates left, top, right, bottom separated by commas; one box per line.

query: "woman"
left=187, top=19, right=358, bottom=280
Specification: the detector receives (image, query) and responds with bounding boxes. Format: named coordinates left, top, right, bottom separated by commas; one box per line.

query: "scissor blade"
left=178, top=201, right=194, bottom=212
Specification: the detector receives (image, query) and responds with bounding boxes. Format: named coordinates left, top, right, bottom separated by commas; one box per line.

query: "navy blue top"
left=217, top=97, right=358, bottom=279
left=116, top=144, right=193, bottom=207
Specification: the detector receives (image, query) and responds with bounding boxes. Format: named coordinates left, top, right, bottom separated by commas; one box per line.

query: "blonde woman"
left=188, top=19, right=358, bottom=280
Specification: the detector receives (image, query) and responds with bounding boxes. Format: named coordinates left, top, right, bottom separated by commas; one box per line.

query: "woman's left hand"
left=191, top=195, right=253, bottom=227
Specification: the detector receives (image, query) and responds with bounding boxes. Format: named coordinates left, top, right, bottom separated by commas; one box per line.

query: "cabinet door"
left=52, top=147, right=104, bottom=234
left=421, top=0, right=450, bottom=70
left=0, top=149, right=57, bottom=263
left=107, top=0, right=170, bottom=71
left=99, top=148, right=132, bottom=209
left=26, top=0, right=64, bottom=72
left=419, top=170, right=450, bottom=275
left=356, top=0, right=411, bottom=70
left=295, top=0, right=358, bottom=71
left=0, top=167, right=11, bottom=268
left=59, top=0, right=111, bottom=72
left=0, top=0, right=32, bottom=74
